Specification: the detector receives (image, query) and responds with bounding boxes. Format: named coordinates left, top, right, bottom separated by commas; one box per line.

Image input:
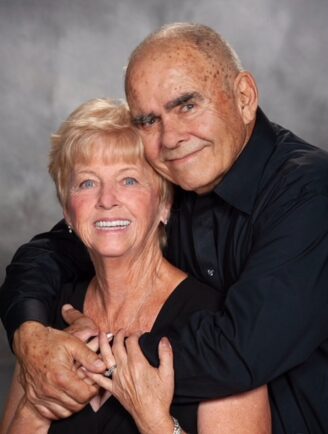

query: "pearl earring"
left=67, top=224, right=73, bottom=234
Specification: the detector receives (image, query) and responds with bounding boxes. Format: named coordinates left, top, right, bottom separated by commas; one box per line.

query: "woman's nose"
left=96, top=185, right=119, bottom=209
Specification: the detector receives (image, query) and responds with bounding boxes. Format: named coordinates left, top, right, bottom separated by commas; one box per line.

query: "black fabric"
left=48, top=276, right=220, bottom=434
left=1, top=108, right=328, bottom=433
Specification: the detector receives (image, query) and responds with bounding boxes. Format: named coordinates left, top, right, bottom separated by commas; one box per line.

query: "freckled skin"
left=127, top=40, right=258, bottom=194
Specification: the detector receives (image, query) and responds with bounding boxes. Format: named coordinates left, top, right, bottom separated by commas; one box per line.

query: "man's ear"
left=234, top=71, right=258, bottom=125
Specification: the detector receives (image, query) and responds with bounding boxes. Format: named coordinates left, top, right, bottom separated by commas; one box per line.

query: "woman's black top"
left=49, top=275, right=221, bottom=434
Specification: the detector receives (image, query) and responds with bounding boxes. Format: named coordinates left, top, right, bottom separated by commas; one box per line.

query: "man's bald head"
left=125, top=22, right=244, bottom=97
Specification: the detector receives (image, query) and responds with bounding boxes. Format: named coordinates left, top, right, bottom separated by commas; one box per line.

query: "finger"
left=85, top=371, right=114, bottom=393
left=99, top=332, right=116, bottom=369
left=26, top=382, right=86, bottom=415
left=33, top=404, right=61, bottom=420
left=62, top=305, right=98, bottom=341
left=71, top=339, right=106, bottom=373
left=124, top=332, right=145, bottom=362
left=21, top=349, right=96, bottom=411
left=158, top=337, right=174, bottom=378
left=34, top=401, right=74, bottom=420
left=86, top=335, right=100, bottom=352
left=67, top=327, right=98, bottom=342
left=51, top=366, right=99, bottom=404
left=76, top=367, right=97, bottom=386
left=62, top=304, right=85, bottom=323
left=111, top=329, right=128, bottom=364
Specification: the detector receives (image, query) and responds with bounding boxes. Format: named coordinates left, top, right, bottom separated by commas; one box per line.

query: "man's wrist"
left=3, top=298, right=50, bottom=350
left=13, top=321, right=49, bottom=355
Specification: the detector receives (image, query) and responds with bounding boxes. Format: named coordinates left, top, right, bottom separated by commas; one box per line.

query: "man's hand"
left=61, top=304, right=99, bottom=341
left=13, top=321, right=106, bottom=419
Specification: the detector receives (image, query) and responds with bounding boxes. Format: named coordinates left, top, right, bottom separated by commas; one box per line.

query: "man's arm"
left=0, top=219, right=93, bottom=344
left=140, top=193, right=328, bottom=400
left=0, top=220, right=104, bottom=418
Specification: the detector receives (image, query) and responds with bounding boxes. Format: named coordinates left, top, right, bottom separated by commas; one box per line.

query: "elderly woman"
left=1, top=99, right=271, bottom=434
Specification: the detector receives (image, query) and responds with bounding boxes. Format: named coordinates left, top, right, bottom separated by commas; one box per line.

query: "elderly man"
left=1, top=23, right=328, bottom=433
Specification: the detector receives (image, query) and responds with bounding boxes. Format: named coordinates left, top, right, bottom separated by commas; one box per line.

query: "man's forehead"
left=128, top=40, right=215, bottom=82
left=127, top=44, right=219, bottom=114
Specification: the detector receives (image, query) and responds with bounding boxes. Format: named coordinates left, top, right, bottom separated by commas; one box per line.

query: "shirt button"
left=207, top=268, right=215, bottom=277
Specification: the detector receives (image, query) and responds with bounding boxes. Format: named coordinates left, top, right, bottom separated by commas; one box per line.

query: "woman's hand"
left=86, top=330, right=177, bottom=434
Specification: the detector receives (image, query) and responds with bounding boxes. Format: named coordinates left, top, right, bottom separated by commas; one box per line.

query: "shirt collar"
left=214, top=108, right=276, bottom=215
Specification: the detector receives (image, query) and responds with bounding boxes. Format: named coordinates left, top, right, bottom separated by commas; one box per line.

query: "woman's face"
left=64, top=155, right=168, bottom=261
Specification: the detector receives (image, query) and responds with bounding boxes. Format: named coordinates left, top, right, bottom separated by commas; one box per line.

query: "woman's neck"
left=84, top=247, right=186, bottom=334
left=91, top=242, right=163, bottom=299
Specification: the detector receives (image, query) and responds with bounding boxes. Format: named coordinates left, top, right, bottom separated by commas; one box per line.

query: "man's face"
left=127, top=43, right=255, bottom=194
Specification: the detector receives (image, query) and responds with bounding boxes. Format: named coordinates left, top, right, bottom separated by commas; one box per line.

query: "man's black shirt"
left=1, top=109, right=328, bottom=433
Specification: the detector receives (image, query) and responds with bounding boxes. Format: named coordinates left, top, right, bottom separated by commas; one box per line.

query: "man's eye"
left=80, top=179, right=95, bottom=189
left=134, top=115, right=159, bottom=129
left=181, top=103, right=195, bottom=112
left=123, top=177, right=138, bottom=186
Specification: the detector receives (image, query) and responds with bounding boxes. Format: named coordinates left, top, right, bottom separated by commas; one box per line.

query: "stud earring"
left=67, top=224, right=73, bottom=234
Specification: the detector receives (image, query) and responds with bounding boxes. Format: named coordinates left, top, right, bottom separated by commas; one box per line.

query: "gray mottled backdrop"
left=0, top=0, right=327, bottom=418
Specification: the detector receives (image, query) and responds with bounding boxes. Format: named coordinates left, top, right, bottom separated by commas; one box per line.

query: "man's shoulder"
left=263, top=124, right=328, bottom=196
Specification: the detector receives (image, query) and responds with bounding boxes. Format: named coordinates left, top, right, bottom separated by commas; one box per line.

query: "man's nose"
left=161, top=116, right=189, bottom=149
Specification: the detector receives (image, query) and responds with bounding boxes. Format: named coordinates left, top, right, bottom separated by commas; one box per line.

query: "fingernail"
left=160, top=337, right=171, bottom=349
left=62, top=304, right=73, bottom=311
left=106, top=333, right=113, bottom=341
left=94, top=360, right=106, bottom=369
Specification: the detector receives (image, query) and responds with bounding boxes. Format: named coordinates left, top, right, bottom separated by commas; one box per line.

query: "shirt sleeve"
left=0, top=220, right=93, bottom=346
left=140, top=192, right=328, bottom=402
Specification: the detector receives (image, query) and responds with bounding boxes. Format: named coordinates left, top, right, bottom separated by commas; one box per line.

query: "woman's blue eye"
left=80, top=179, right=95, bottom=189
left=123, top=177, right=138, bottom=186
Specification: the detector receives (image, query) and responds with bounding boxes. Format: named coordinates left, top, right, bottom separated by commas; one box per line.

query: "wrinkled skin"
left=86, top=330, right=176, bottom=434
left=13, top=306, right=106, bottom=419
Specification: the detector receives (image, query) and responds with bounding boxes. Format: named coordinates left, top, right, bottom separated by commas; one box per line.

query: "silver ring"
left=104, top=364, right=117, bottom=378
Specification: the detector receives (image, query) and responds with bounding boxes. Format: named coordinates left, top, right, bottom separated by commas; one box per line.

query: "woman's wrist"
left=137, top=414, right=184, bottom=434
left=11, top=398, right=51, bottom=434
left=172, top=417, right=183, bottom=434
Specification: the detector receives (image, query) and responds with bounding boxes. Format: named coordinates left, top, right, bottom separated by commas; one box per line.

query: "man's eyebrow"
left=164, top=92, right=202, bottom=111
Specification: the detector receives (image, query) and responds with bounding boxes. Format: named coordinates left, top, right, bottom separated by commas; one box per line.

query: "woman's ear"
left=63, top=209, right=72, bottom=228
left=234, top=71, right=258, bottom=125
